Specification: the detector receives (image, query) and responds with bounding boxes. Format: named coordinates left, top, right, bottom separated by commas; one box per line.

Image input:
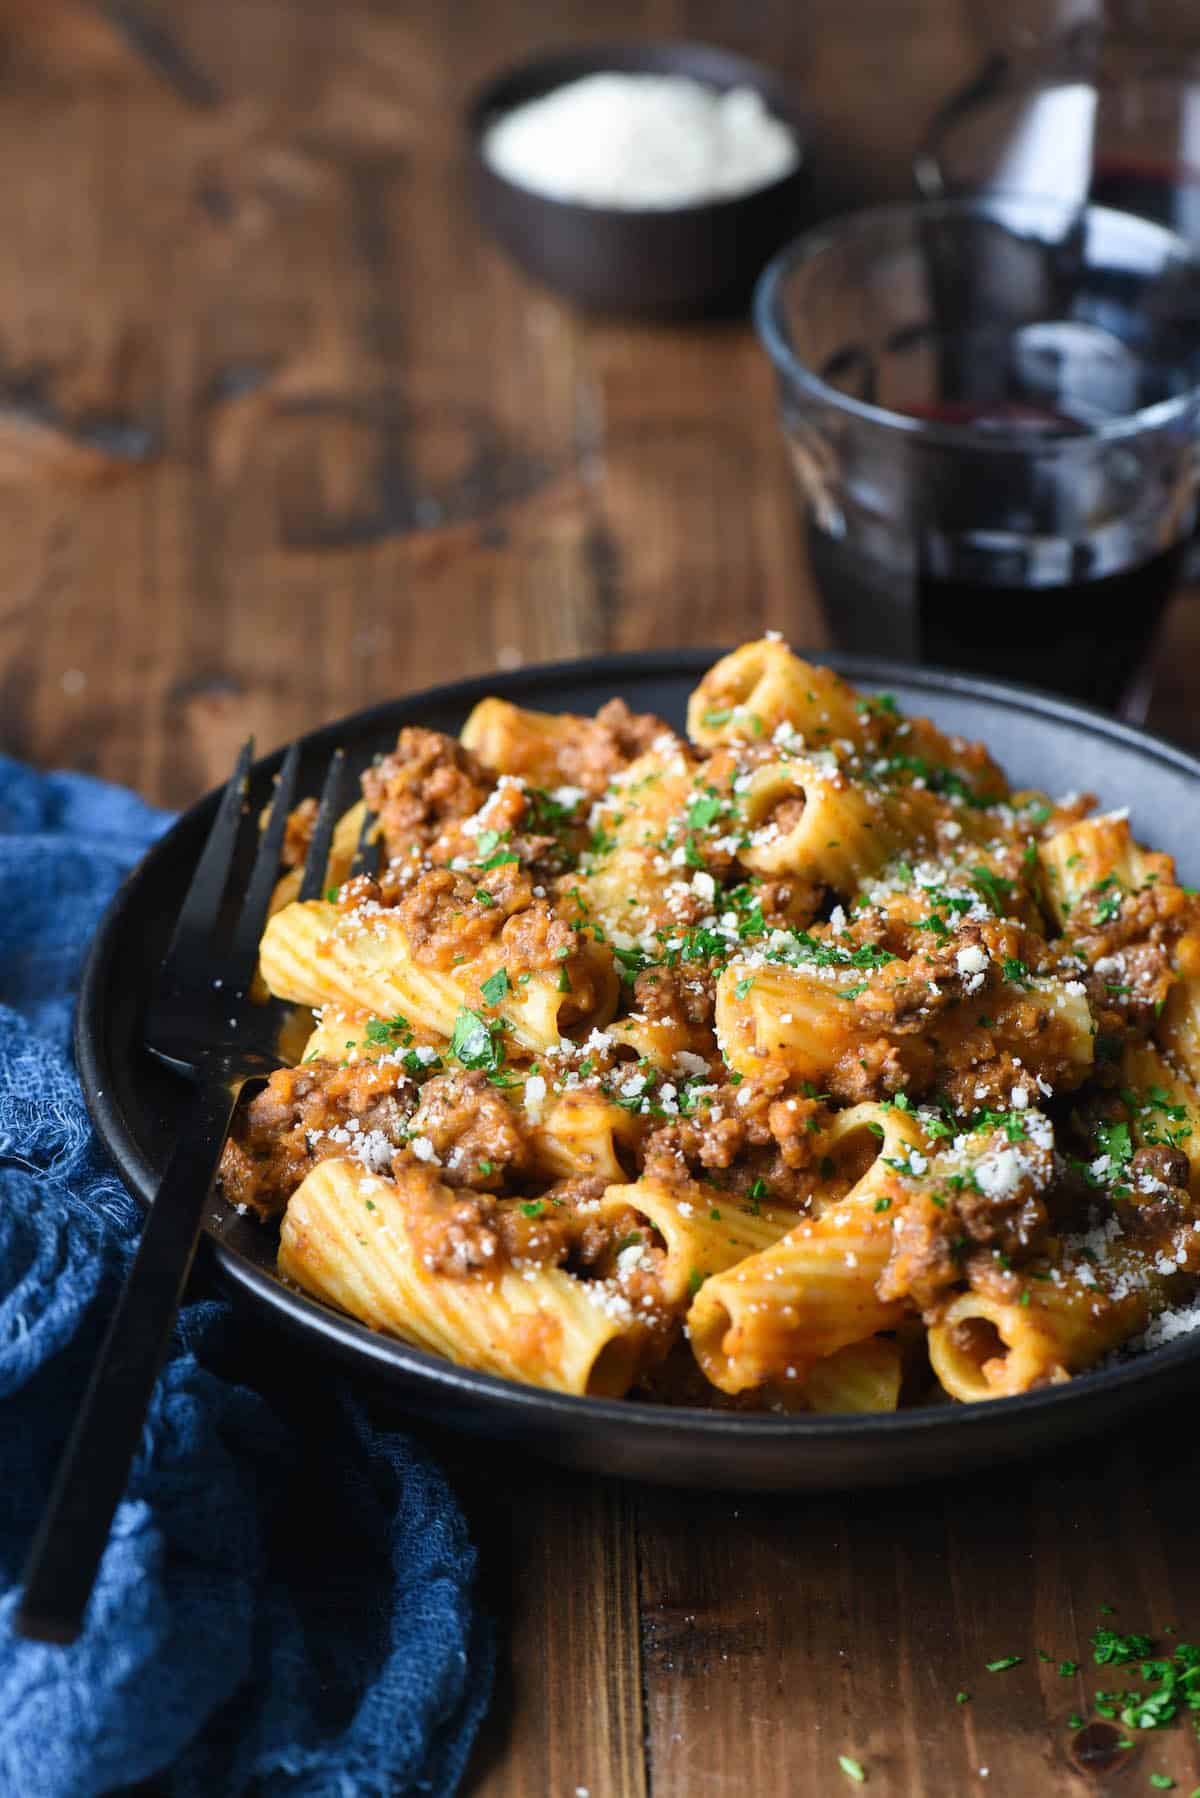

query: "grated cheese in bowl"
left=482, top=73, right=799, bottom=210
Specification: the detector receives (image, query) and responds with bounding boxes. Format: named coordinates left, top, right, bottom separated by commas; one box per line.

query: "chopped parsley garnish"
left=734, top=976, right=755, bottom=999
left=702, top=707, right=732, bottom=727
left=1093, top=875, right=1125, bottom=924
left=364, top=1014, right=412, bottom=1048
left=971, top=1108, right=1027, bottom=1143
left=876, top=751, right=990, bottom=808
left=613, top=944, right=653, bottom=982
left=1093, top=1627, right=1156, bottom=1666
left=687, top=790, right=726, bottom=830
left=1092, top=1120, right=1133, bottom=1188
left=955, top=1691, right=970, bottom=1704
left=970, top=864, right=1015, bottom=914
left=450, top=1007, right=505, bottom=1073
left=521, top=1200, right=545, bottom=1219
left=1003, top=957, right=1033, bottom=988
left=480, top=968, right=510, bottom=1005
left=985, top=1656, right=1023, bottom=1672
left=324, top=884, right=340, bottom=903
left=837, top=1756, right=866, bottom=1784
left=687, top=1269, right=706, bottom=1298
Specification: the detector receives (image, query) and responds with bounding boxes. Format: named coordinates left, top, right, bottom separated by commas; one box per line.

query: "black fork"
left=16, top=740, right=350, bottom=1644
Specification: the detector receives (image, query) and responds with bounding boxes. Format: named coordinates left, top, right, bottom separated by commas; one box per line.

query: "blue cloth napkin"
left=0, top=755, right=493, bottom=1796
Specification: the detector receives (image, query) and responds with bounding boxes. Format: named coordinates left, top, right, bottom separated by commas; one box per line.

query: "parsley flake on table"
left=837, top=1755, right=866, bottom=1784
left=985, top=1656, right=1023, bottom=1672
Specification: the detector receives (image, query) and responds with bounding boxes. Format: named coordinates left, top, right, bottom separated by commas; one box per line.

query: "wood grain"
left=4, top=4, right=1200, bottom=1795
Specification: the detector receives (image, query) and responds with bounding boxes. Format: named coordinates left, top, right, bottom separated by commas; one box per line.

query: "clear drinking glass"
left=754, top=196, right=1200, bottom=712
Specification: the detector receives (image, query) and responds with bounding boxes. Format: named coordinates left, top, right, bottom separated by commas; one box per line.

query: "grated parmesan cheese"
left=483, top=74, right=799, bottom=210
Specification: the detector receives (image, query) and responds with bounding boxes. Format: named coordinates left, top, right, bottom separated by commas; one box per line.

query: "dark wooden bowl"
left=76, top=650, right=1200, bottom=1491
left=465, top=42, right=812, bottom=318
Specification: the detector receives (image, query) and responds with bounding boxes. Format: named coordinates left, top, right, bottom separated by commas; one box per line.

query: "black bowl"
left=465, top=42, right=811, bottom=317
left=77, top=651, right=1200, bottom=1491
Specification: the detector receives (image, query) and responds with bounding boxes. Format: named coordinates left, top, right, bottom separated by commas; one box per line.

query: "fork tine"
left=298, top=748, right=346, bottom=903
left=349, top=804, right=379, bottom=878
left=158, top=738, right=254, bottom=990
left=226, top=742, right=302, bottom=993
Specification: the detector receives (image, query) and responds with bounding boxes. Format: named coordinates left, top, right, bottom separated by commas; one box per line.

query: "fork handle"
left=16, top=1073, right=250, bottom=1643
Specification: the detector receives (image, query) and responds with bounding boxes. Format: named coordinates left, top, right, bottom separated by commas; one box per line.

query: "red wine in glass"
left=807, top=395, right=1186, bottom=713
left=808, top=519, right=1183, bottom=711
left=758, top=198, right=1200, bottom=717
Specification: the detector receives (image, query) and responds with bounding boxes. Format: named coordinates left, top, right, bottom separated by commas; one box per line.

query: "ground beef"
left=363, top=727, right=492, bottom=862
left=396, top=864, right=532, bottom=968
left=1082, top=939, right=1178, bottom=1047
left=830, top=1037, right=933, bottom=1106
left=397, top=1069, right=532, bottom=1190
left=430, top=776, right=560, bottom=872
left=642, top=1116, right=745, bottom=1182
left=495, top=903, right=608, bottom=1026
left=541, top=698, right=677, bottom=797
left=401, top=1177, right=510, bottom=1275
left=1131, top=1143, right=1191, bottom=1192
left=954, top=1177, right=1048, bottom=1255
left=399, top=1172, right=658, bottom=1282
left=640, top=1086, right=824, bottom=1207
left=1072, top=872, right=1186, bottom=950
left=633, top=966, right=714, bottom=1029
left=219, top=1057, right=413, bottom=1218
left=877, top=1193, right=963, bottom=1312
left=499, top=902, right=577, bottom=978
left=877, top=1124, right=1053, bottom=1309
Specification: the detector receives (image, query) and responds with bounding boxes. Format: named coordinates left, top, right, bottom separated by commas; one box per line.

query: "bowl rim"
left=464, top=38, right=809, bottom=220
left=754, top=192, right=1200, bottom=452
left=75, top=646, right=1200, bottom=1448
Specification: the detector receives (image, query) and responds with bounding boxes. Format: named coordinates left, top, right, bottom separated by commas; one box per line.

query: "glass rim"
left=753, top=194, right=1200, bottom=453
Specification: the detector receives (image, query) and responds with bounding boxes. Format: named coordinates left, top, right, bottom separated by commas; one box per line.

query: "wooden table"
left=6, top=5, right=1200, bottom=1794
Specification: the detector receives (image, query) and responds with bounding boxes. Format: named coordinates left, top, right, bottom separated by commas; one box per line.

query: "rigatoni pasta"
left=217, top=639, right=1200, bottom=1411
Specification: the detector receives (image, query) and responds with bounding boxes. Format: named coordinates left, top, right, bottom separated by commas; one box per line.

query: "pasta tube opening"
left=928, top=1294, right=1066, bottom=1401
left=586, top=1334, right=646, bottom=1399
